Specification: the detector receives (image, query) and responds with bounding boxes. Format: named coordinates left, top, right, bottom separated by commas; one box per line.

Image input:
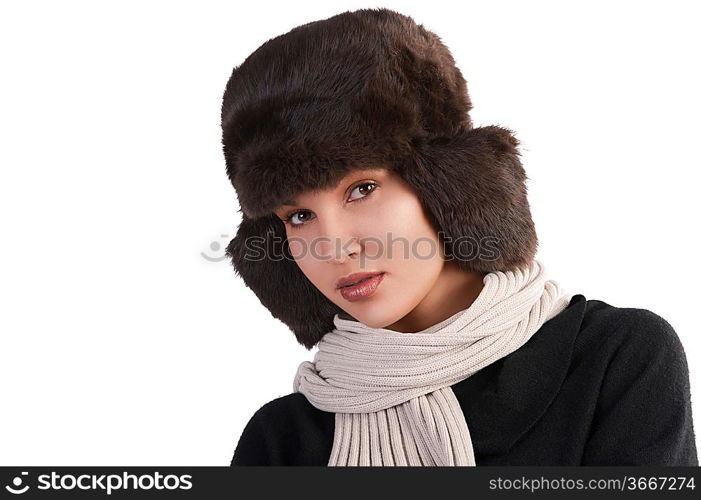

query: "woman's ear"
left=225, top=212, right=344, bottom=349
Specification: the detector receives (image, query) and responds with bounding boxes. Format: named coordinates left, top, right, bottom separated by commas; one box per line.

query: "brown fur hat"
left=221, top=7, right=538, bottom=350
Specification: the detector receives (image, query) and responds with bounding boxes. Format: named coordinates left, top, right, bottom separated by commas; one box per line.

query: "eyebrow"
left=278, top=169, right=387, bottom=208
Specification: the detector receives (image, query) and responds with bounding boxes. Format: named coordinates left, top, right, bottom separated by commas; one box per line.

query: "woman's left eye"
left=348, top=182, right=377, bottom=201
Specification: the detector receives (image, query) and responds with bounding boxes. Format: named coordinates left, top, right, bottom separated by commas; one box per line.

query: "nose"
left=312, top=215, right=362, bottom=264
left=328, top=236, right=361, bottom=264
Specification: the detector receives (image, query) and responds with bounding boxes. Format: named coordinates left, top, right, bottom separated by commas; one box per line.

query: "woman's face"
left=273, top=167, right=446, bottom=329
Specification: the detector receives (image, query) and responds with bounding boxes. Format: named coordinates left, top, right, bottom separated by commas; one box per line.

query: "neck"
left=384, top=261, right=486, bottom=333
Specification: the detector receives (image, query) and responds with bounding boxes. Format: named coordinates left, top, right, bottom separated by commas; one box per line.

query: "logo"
left=5, top=471, right=30, bottom=495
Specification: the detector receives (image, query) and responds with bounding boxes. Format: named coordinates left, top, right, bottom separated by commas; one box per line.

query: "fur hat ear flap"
left=399, top=125, right=538, bottom=274
left=225, top=212, right=344, bottom=350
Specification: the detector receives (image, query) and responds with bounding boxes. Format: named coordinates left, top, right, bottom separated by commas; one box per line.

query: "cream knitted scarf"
left=293, top=259, right=572, bottom=466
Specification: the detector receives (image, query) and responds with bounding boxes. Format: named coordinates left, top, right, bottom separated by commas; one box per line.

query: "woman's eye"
left=284, top=182, right=377, bottom=229
left=348, top=182, right=377, bottom=201
left=287, top=210, right=314, bottom=226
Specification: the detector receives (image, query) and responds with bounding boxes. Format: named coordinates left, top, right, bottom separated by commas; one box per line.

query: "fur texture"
left=221, top=8, right=538, bottom=349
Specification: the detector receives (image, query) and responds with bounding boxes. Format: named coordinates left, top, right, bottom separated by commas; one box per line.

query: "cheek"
left=290, top=247, right=330, bottom=289
left=285, top=235, right=323, bottom=283
left=362, top=196, right=440, bottom=261
left=287, top=237, right=305, bottom=259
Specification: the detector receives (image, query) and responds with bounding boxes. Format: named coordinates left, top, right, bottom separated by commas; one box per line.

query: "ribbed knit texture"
left=293, top=259, right=572, bottom=466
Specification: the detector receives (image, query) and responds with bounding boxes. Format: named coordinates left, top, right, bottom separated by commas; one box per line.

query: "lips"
left=337, top=272, right=386, bottom=302
left=336, top=272, right=385, bottom=289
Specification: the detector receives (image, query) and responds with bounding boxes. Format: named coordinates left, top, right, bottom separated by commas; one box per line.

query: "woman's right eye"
left=285, top=210, right=315, bottom=228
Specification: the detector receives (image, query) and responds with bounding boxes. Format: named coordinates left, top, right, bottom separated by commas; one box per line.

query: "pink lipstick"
left=336, top=272, right=386, bottom=302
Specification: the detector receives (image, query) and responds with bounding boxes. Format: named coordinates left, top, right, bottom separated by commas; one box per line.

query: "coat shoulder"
left=576, top=299, right=697, bottom=465
left=231, top=391, right=334, bottom=465
left=577, top=298, right=685, bottom=356
left=238, top=391, right=327, bottom=439
left=256, top=390, right=328, bottom=419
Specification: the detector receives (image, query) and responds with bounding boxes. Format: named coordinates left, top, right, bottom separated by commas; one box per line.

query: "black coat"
left=230, top=294, right=698, bottom=465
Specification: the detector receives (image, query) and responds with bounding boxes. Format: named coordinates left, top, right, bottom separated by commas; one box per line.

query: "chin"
left=353, top=315, right=388, bottom=329
left=347, top=300, right=410, bottom=329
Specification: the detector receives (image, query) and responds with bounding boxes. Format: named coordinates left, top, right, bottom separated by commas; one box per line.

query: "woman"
left=220, top=8, right=697, bottom=466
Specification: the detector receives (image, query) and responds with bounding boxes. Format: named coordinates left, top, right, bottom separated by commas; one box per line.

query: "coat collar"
left=453, top=293, right=588, bottom=456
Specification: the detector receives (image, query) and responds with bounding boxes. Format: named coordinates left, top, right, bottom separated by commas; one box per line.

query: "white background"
left=1, top=0, right=699, bottom=465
